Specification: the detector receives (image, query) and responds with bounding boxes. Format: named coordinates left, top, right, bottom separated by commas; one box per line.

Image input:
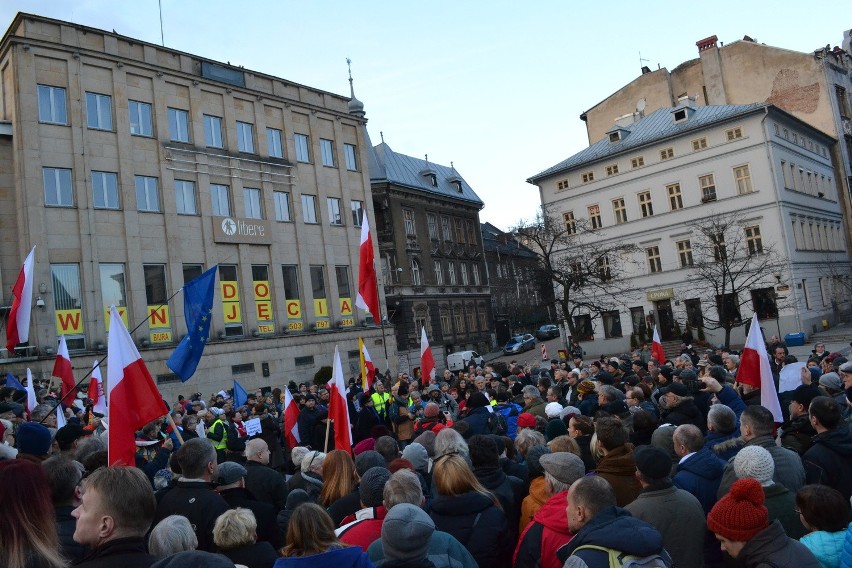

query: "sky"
left=1, top=1, right=846, bottom=230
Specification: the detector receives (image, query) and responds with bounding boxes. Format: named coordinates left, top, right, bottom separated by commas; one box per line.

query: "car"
left=536, top=324, right=560, bottom=340
left=503, top=334, right=536, bottom=354
left=446, top=350, right=485, bottom=372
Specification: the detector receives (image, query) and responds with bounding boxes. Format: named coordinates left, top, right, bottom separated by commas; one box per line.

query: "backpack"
left=571, top=544, right=672, bottom=568
left=487, top=410, right=508, bottom=436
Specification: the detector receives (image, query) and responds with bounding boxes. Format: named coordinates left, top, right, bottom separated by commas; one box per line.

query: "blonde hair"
left=432, top=453, right=501, bottom=510
left=548, top=435, right=580, bottom=456
left=213, top=508, right=257, bottom=550
left=319, top=449, right=356, bottom=507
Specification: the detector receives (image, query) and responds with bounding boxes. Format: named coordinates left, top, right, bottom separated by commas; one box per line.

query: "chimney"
left=696, top=35, right=718, bottom=53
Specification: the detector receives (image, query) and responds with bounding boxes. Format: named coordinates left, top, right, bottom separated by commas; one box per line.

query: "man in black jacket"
left=470, top=434, right=524, bottom=541
left=44, top=455, right=88, bottom=564
left=216, top=461, right=283, bottom=549
left=152, top=438, right=229, bottom=552
left=72, top=466, right=157, bottom=567
left=804, top=396, right=852, bottom=500
left=243, top=437, right=288, bottom=511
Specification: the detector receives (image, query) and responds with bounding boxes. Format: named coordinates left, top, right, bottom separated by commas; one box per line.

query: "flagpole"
left=37, top=285, right=186, bottom=426
left=323, top=417, right=331, bottom=453
left=165, top=411, right=185, bottom=445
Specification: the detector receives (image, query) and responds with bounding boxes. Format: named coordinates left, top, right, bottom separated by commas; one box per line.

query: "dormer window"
left=673, top=109, right=687, bottom=122
left=606, top=126, right=630, bottom=143
left=454, top=181, right=462, bottom=192
left=420, top=166, right=438, bottom=187
left=447, top=175, right=462, bottom=192
left=609, top=132, right=620, bottom=143
left=429, top=173, right=437, bottom=186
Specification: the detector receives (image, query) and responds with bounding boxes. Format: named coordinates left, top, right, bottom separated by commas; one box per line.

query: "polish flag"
left=54, top=335, right=76, bottom=405
left=87, top=360, right=108, bottom=415
left=738, top=314, right=783, bottom=422
left=329, top=346, right=352, bottom=454
left=420, top=327, right=436, bottom=383
left=651, top=326, right=665, bottom=363
left=106, top=305, right=166, bottom=466
left=5, top=246, right=35, bottom=354
left=283, top=388, right=300, bottom=448
left=25, top=368, right=37, bottom=414
left=355, top=212, right=380, bottom=323
left=359, top=337, right=376, bottom=392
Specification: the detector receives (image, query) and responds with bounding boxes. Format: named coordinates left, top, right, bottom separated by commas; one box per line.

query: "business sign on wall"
left=212, top=217, right=273, bottom=245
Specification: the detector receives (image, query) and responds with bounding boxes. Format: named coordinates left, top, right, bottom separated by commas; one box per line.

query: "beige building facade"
left=0, top=13, right=394, bottom=400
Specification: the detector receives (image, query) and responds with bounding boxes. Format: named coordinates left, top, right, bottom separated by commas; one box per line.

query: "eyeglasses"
left=794, top=507, right=802, bottom=515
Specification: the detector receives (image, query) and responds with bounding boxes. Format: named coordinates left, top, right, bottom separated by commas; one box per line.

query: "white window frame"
left=92, top=171, right=119, bottom=210
left=294, top=133, right=310, bottom=162
left=700, top=174, right=716, bottom=202
left=667, top=183, right=683, bottom=210
left=38, top=85, right=67, bottom=124
left=274, top=191, right=291, bottom=222
left=434, top=260, right=444, bottom=285
left=327, top=197, right=343, bottom=225
left=203, top=114, right=224, bottom=148
left=351, top=200, right=363, bottom=227
left=734, top=165, right=753, bottom=195
left=266, top=128, right=284, bottom=158
left=745, top=225, right=763, bottom=255
left=128, top=100, right=153, bottom=136
left=301, top=194, right=318, bottom=224
left=403, top=208, right=416, bottom=236
left=135, top=175, right=160, bottom=212
left=646, top=246, right=662, bottom=273
left=320, top=138, right=336, bottom=167
left=344, top=143, right=357, bottom=170
left=168, top=107, right=190, bottom=142
left=86, top=92, right=112, bottom=130
left=410, top=258, right=422, bottom=286
left=43, top=167, right=73, bottom=207
left=175, top=180, right=197, bottom=215
left=210, top=183, right=231, bottom=216
left=236, top=121, right=255, bottom=153
left=676, top=240, right=693, bottom=267
left=638, top=191, right=654, bottom=217
left=612, top=198, right=627, bottom=224
left=243, top=187, right=263, bottom=219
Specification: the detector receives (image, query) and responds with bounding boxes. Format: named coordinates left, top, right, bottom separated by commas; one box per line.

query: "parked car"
left=536, top=324, right=560, bottom=340
left=446, top=350, right=485, bottom=371
left=503, top=334, right=536, bottom=354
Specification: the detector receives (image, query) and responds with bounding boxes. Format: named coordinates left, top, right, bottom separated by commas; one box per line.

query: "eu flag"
left=167, top=266, right=217, bottom=382
left=233, top=379, right=248, bottom=408
left=5, top=372, right=25, bottom=392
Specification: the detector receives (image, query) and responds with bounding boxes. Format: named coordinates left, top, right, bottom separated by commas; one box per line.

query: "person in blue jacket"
left=274, top=502, right=374, bottom=568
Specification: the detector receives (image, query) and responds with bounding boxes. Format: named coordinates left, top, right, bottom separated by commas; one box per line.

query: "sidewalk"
left=785, top=321, right=852, bottom=362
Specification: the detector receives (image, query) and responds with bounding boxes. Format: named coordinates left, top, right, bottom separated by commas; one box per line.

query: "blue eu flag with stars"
left=167, top=266, right=217, bottom=382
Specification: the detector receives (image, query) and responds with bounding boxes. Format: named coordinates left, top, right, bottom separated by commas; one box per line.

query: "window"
left=638, top=191, right=653, bottom=217
left=557, top=179, right=569, bottom=190
left=99, top=263, right=127, bottom=314
left=601, top=310, right=622, bottom=338
left=203, top=114, right=223, bottom=148
left=175, top=180, right=197, bottom=215
left=327, top=197, right=342, bottom=225
left=210, top=184, right=230, bottom=216
left=454, top=308, right=464, bottom=333
left=726, top=127, right=743, bottom=141
left=597, top=256, right=612, bottom=281
left=466, top=309, right=476, bottom=332
left=434, top=261, right=444, bottom=285
left=472, top=264, right=481, bottom=285
left=612, top=198, right=627, bottom=224
left=274, top=191, right=291, bottom=222
left=128, top=100, right=153, bottom=136
left=478, top=309, right=487, bottom=331
left=335, top=266, right=351, bottom=300
left=606, top=164, right=619, bottom=176
left=301, top=194, right=318, bottom=224
left=692, top=137, right=708, bottom=151
left=581, top=171, right=595, bottom=183
left=685, top=299, right=704, bottom=328
left=455, top=219, right=465, bottom=243
left=403, top=209, right=416, bottom=236
left=266, top=128, right=283, bottom=158
left=448, top=262, right=457, bottom=285
left=573, top=314, right=594, bottom=340
left=38, top=85, right=67, bottom=124
left=86, top=92, right=112, bottom=130
left=716, top=293, right=741, bottom=325
left=282, top=264, right=300, bottom=305
left=745, top=225, right=763, bottom=255
left=52, top=263, right=85, bottom=350
left=751, top=288, right=778, bottom=319
left=460, top=263, right=469, bottom=285
left=659, top=147, right=674, bottom=160
left=320, top=138, right=336, bottom=167
left=135, top=176, right=160, bottom=212
left=351, top=200, right=364, bottom=227
left=310, top=264, right=327, bottom=313
left=563, top=211, right=576, bottom=234
left=676, top=240, right=693, bottom=267
left=183, top=264, right=203, bottom=284
left=646, top=246, right=662, bottom=273
left=440, top=308, right=451, bottom=333
left=168, top=108, right=190, bottom=142
left=802, top=279, right=810, bottom=309
left=630, top=306, right=645, bottom=335
left=343, top=143, right=357, bottom=170
left=43, top=167, right=73, bottom=207
left=466, top=220, right=476, bottom=245
left=410, top=258, right=422, bottom=285
left=426, top=213, right=442, bottom=241
left=92, top=171, right=119, bottom=210
left=244, top=188, right=263, bottom=219
left=294, top=133, right=310, bottom=162
left=781, top=161, right=792, bottom=188
left=631, top=156, right=645, bottom=168
left=712, top=233, right=727, bottom=262
left=441, top=217, right=452, bottom=241
left=143, top=265, right=168, bottom=306
left=588, top=204, right=602, bottom=229
left=699, top=174, right=716, bottom=202
left=667, top=183, right=683, bottom=210
left=219, top=265, right=243, bottom=337
left=734, top=165, right=753, bottom=195
left=236, top=121, right=255, bottom=153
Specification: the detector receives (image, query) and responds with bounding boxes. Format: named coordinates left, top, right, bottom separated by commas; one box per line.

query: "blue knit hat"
left=17, top=422, right=52, bottom=456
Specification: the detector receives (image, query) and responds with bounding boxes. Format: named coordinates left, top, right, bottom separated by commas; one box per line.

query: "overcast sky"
left=1, top=1, right=846, bottom=229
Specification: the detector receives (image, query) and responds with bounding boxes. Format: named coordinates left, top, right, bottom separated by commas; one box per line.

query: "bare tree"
left=514, top=207, right=638, bottom=339
left=685, top=211, right=789, bottom=347
left=816, top=252, right=852, bottom=319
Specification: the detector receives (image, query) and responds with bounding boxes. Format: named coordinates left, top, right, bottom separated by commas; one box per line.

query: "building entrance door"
left=655, top=299, right=675, bottom=340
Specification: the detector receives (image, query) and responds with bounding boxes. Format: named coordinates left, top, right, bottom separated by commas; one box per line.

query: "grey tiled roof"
left=528, top=103, right=767, bottom=183
left=368, top=143, right=484, bottom=207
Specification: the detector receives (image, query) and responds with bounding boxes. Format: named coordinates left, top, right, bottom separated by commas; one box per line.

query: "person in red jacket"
left=335, top=466, right=391, bottom=551
left=513, top=452, right=586, bottom=568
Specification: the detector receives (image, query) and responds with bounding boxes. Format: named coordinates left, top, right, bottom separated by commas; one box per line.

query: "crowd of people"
left=3, top=337, right=852, bottom=567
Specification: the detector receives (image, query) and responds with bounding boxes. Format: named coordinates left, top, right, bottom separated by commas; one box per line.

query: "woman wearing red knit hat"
left=707, top=478, right=820, bottom=566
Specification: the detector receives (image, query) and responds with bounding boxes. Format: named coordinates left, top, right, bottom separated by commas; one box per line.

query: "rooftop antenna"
left=425, top=154, right=428, bottom=163
left=639, top=51, right=649, bottom=71
left=380, top=131, right=384, bottom=143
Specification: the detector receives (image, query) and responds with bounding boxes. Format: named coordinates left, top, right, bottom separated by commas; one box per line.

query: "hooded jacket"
left=336, top=506, right=388, bottom=552
left=803, top=427, right=852, bottom=500
left=779, top=413, right=816, bottom=455
left=524, top=399, right=548, bottom=420
left=519, top=476, right=549, bottom=535
left=460, top=405, right=492, bottom=437
left=661, top=397, right=705, bottom=432
left=556, top=506, right=672, bottom=568
left=736, top=519, right=821, bottom=568
left=673, top=447, right=724, bottom=515
left=494, top=402, right=522, bottom=439
left=594, top=445, right=641, bottom=507
left=802, top=527, right=847, bottom=568
left=429, top=490, right=510, bottom=568
left=514, top=490, right=574, bottom=568
left=474, top=466, right=524, bottom=539
left=717, top=434, right=805, bottom=498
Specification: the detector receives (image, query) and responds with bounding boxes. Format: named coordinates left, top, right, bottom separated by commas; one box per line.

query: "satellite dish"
left=636, top=98, right=646, bottom=113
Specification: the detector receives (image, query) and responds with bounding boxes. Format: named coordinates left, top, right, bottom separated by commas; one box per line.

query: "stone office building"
left=0, top=13, right=394, bottom=400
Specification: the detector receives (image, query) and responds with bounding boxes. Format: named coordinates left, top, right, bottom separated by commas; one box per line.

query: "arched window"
left=410, top=258, right=422, bottom=285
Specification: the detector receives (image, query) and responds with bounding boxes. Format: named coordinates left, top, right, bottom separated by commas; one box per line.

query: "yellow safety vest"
left=211, top=418, right=228, bottom=451
left=372, top=391, right=390, bottom=417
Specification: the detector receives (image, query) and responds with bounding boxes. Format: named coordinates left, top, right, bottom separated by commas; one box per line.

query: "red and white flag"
left=420, top=327, right=436, bottom=383
left=329, top=346, right=352, bottom=454
left=739, top=314, right=783, bottom=422
left=53, top=335, right=76, bottom=404
left=6, top=246, right=35, bottom=354
left=106, top=305, right=166, bottom=466
left=87, top=360, right=108, bottom=415
left=651, top=326, right=665, bottom=363
left=25, top=368, right=37, bottom=414
left=355, top=212, right=380, bottom=323
left=283, top=387, right=300, bottom=448
left=359, top=337, right=376, bottom=391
